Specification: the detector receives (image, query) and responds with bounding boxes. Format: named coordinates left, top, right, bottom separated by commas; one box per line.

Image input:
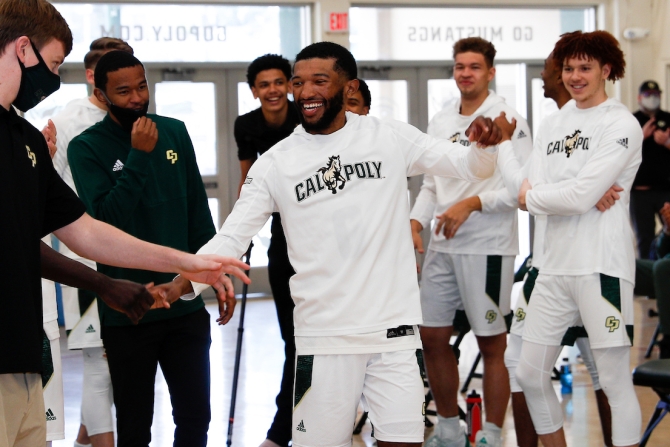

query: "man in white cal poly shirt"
left=496, top=31, right=643, bottom=447
left=154, top=41, right=516, bottom=447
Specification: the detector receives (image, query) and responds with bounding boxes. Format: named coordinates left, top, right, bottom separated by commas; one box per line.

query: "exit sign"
left=328, top=12, right=349, bottom=33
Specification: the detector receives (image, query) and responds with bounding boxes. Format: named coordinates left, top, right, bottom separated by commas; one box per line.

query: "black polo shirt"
left=234, top=102, right=300, bottom=161
left=0, top=105, right=85, bottom=374
left=633, top=109, right=670, bottom=190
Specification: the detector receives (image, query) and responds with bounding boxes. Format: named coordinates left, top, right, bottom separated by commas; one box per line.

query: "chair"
left=632, top=359, right=670, bottom=447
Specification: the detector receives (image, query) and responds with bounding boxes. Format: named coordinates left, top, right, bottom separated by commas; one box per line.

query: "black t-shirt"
left=0, top=105, right=86, bottom=374
left=633, top=109, right=670, bottom=190
left=234, top=103, right=300, bottom=161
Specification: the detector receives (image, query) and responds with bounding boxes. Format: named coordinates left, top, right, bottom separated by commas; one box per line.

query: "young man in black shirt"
left=632, top=80, right=670, bottom=258
left=234, top=54, right=299, bottom=447
left=0, top=2, right=249, bottom=445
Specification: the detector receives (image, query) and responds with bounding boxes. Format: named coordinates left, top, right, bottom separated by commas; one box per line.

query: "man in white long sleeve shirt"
left=165, top=42, right=511, bottom=447
left=501, top=50, right=615, bottom=447
left=499, top=31, right=643, bottom=447
left=411, top=38, right=530, bottom=447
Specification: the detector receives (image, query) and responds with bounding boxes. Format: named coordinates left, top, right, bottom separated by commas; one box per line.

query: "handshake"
left=42, top=243, right=250, bottom=325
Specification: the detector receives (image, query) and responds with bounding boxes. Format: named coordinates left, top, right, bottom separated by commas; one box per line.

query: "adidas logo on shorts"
left=296, top=420, right=306, bottom=432
left=113, top=159, right=124, bottom=172
left=46, top=408, right=57, bottom=421
left=85, top=324, right=96, bottom=333
left=518, top=130, right=527, bottom=138
left=616, top=138, right=628, bottom=149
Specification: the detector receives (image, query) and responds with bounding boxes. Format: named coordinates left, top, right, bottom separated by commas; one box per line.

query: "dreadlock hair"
left=552, top=30, right=625, bottom=81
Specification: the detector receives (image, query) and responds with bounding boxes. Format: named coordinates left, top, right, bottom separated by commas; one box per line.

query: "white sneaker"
left=424, top=427, right=470, bottom=447
left=474, top=429, right=501, bottom=447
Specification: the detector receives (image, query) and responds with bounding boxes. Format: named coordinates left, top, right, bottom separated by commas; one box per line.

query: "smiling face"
left=453, top=51, right=495, bottom=100
left=95, top=64, right=148, bottom=111
left=562, top=56, right=610, bottom=109
left=251, top=68, right=289, bottom=114
left=291, top=57, right=355, bottom=134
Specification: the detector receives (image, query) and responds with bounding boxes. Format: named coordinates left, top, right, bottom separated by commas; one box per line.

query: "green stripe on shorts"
left=41, top=330, right=54, bottom=388
left=600, top=274, right=621, bottom=312
left=294, top=355, right=314, bottom=408
left=78, top=288, right=96, bottom=317
left=560, top=326, right=589, bottom=346
left=523, top=267, right=540, bottom=303
left=486, top=255, right=503, bottom=306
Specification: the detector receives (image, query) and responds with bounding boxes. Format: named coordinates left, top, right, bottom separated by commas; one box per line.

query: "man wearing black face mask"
left=632, top=80, right=670, bottom=259
left=67, top=50, right=221, bottom=447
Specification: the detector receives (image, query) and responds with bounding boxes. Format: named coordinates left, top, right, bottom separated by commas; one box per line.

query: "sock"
left=483, top=421, right=502, bottom=440
left=436, top=414, right=461, bottom=441
left=74, top=442, right=92, bottom=447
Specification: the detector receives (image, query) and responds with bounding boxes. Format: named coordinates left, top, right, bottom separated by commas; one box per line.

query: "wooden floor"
left=52, top=296, right=670, bottom=447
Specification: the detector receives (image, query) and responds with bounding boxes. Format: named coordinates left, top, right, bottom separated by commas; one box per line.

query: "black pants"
left=266, top=214, right=296, bottom=447
left=630, top=189, right=670, bottom=258
left=103, top=307, right=211, bottom=447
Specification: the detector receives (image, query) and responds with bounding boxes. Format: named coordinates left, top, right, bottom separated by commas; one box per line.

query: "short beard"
left=296, top=87, right=345, bottom=133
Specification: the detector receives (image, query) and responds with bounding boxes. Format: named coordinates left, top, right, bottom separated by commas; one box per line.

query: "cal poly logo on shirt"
left=26, top=145, right=36, bottom=167
left=166, top=149, right=178, bottom=164
left=447, top=132, right=471, bottom=146
left=546, top=130, right=591, bottom=158
left=294, top=155, right=383, bottom=203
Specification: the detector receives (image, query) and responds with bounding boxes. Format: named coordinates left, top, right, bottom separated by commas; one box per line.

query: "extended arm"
left=40, top=241, right=153, bottom=324
left=190, top=156, right=277, bottom=296
left=53, top=213, right=250, bottom=286
left=402, top=116, right=506, bottom=182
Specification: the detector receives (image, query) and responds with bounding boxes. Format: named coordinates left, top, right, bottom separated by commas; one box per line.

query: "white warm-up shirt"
left=194, top=112, right=498, bottom=354
left=410, top=91, right=532, bottom=255
left=50, top=97, right=105, bottom=347
left=51, top=98, right=107, bottom=192
left=503, top=98, right=642, bottom=283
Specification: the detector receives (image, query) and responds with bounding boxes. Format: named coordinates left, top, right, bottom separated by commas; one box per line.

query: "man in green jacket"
left=68, top=50, right=222, bottom=447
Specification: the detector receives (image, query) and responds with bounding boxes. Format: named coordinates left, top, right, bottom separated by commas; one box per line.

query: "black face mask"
left=101, top=91, right=149, bottom=132
left=13, top=41, right=61, bottom=112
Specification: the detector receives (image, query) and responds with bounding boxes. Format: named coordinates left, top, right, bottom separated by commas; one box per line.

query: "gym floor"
left=53, top=296, right=669, bottom=446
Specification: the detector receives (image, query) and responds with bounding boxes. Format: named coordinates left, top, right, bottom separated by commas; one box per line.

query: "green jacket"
left=69, top=113, right=215, bottom=326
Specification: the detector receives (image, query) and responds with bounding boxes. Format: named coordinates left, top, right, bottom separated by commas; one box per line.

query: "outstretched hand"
left=465, top=116, right=502, bottom=147
left=493, top=112, right=517, bottom=142
left=177, top=254, right=251, bottom=286
left=99, top=278, right=155, bottom=324
left=212, top=274, right=237, bottom=325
